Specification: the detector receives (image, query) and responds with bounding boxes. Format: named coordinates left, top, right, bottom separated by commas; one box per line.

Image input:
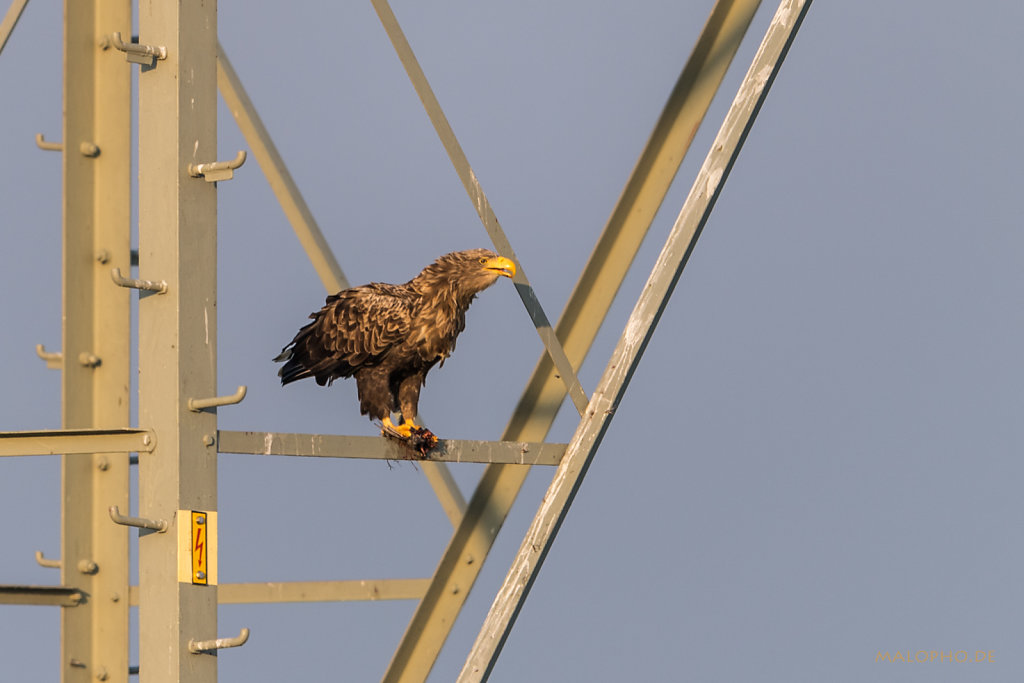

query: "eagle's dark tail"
left=274, top=347, right=315, bottom=385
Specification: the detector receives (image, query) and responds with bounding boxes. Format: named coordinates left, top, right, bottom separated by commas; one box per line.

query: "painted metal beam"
left=217, top=48, right=467, bottom=526
left=459, top=2, right=813, bottom=679
left=128, top=579, right=430, bottom=606
left=0, top=585, right=84, bottom=607
left=216, top=45, right=348, bottom=295
left=0, top=428, right=153, bottom=456
left=0, top=0, right=27, bottom=55
left=136, top=0, right=222, bottom=678
left=218, top=579, right=429, bottom=604
left=60, top=2, right=133, bottom=680
left=509, top=0, right=764, bottom=439
left=217, top=430, right=565, bottom=466
left=382, top=1, right=765, bottom=680
left=420, top=458, right=467, bottom=527
left=370, top=0, right=589, bottom=417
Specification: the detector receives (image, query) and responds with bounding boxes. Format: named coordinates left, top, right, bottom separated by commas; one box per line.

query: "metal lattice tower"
left=0, top=0, right=811, bottom=681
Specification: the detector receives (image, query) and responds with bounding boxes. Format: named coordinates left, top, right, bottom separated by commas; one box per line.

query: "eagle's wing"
left=277, top=283, right=415, bottom=385
left=319, top=283, right=415, bottom=367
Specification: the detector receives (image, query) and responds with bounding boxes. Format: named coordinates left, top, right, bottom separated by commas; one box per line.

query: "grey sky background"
left=2, top=1, right=1022, bottom=681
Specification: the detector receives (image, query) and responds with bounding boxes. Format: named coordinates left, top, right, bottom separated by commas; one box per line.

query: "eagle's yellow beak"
left=483, top=256, right=516, bottom=279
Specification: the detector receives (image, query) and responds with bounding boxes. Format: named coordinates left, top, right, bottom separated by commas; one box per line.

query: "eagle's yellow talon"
left=382, top=416, right=414, bottom=438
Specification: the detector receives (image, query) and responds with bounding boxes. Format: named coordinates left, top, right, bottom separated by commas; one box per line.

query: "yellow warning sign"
left=191, top=511, right=208, bottom=585
left=177, top=510, right=217, bottom=585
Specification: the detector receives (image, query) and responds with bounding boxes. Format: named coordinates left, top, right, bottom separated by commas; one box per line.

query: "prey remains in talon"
left=382, top=417, right=439, bottom=457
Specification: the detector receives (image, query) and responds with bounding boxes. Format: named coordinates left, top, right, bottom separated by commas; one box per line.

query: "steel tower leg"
left=382, top=1, right=764, bottom=679
left=136, top=0, right=220, bottom=680
left=460, top=1, right=813, bottom=678
left=60, top=1, right=132, bottom=682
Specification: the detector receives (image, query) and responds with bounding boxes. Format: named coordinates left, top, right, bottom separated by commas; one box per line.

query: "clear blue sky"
left=2, top=1, right=1022, bottom=681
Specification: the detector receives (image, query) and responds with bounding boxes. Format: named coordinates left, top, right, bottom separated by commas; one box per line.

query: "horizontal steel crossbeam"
left=0, top=428, right=155, bottom=456
left=0, top=585, right=83, bottom=607
left=127, top=579, right=430, bottom=606
left=217, top=430, right=565, bottom=466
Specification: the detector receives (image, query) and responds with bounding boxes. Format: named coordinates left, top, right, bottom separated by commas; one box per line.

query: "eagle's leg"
left=383, top=373, right=437, bottom=455
left=394, top=374, right=424, bottom=434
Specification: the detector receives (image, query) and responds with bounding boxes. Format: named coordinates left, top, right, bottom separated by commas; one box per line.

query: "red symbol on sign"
left=194, top=527, right=204, bottom=566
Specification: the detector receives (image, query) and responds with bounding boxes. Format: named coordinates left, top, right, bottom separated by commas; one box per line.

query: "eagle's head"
left=419, top=248, right=516, bottom=299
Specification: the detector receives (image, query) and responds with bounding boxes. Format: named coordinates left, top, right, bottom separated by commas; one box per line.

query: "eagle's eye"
left=479, top=257, right=488, bottom=265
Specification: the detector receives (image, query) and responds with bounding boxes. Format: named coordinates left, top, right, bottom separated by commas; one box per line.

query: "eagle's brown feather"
left=275, top=249, right=514, bottom=426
